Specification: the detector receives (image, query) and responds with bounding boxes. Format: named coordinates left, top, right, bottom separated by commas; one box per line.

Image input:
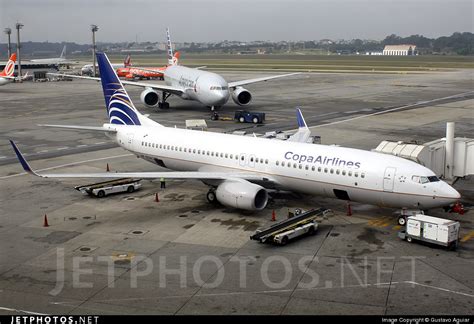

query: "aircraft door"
left=383, top=167, right=396, bottom=192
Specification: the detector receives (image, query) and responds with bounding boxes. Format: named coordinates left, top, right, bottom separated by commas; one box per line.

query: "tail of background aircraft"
left=124, top=54, right=132, bottom=67
left=0, top=53, right=17, bottom=77
left=166, top=27, right=179, bottom=66
left=60, top=45, right=67, bottom=59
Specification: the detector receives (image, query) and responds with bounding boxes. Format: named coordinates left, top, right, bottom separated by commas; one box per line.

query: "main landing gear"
left=206, top=189, right=218, bottom=204
left=158, top=92, right=172, bottom=109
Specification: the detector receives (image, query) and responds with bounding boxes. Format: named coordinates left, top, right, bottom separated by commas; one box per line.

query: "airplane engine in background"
left=140, top=87, right=160, bottom=108
left=215, top=180, right=268, bottom=211
left=231, top=87, right=252, bottom=106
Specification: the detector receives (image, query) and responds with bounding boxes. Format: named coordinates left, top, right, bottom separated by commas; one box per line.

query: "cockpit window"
left=412, top=175, right=440, bottom=184
left=210, top=86, right=228, bottom=90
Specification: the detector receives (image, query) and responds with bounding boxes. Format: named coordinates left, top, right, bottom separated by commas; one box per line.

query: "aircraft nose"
left=214, top=90, right=229, bottom=105
left=441, top=182, right=461, bottom=202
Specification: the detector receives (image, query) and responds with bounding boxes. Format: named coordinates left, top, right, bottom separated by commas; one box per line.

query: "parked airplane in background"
left=0, top=53, right=17, bottom=86
left=52, top=28, right=301, bottom=111
left=116, top=52, right=179, bottom=80
left=10, top=52, right=461, bottom=216
left=30, top=45, right=72, bottom=65
left=81, top=54, right=132, bottom=76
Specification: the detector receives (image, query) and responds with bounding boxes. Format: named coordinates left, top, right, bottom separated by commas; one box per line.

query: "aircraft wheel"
left=206, top=190, right=217, bottom=204
left=398, top=216, right=406, bottom=226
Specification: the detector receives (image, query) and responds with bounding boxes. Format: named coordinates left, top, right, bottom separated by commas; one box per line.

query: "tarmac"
left=0, top=68, right=473, bottom=315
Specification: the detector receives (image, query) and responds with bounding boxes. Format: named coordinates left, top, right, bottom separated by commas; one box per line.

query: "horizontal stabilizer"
left=38, top=124, right=117, bottom=132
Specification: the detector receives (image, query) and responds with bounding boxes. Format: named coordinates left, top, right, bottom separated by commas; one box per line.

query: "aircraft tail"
left=0, top=53, right=16, bottom=77
left=166, top=27, right=178, bottom=66
left=96, top=52, right=159, bottom=127
left=124, top=54, right=132, bottom=67
left=60, top=45, right=67, bottom=59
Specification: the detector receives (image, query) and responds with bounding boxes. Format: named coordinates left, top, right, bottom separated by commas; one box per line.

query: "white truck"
left=398, top=214, right=460, bottom=250
left=75, top=178, right=142, bottom=198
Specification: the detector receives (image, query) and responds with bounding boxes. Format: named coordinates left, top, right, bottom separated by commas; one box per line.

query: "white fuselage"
left=113, top=125, right=460, bottom=209
left=0, top=77, right=13, bottom=86
left=82, top=63, right=126, bottom=75
left=164, top=65, right=230, bottom=107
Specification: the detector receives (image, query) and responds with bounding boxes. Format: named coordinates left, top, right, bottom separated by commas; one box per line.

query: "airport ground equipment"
left=234, top=110, right=265, bottom=124
left=250, top=208, right=328, bottom=245
left=398, top=214, right=460, bottom=249
left=397, top=209, right=425, bottom=226
left=75, top=178, right=141, bottom=198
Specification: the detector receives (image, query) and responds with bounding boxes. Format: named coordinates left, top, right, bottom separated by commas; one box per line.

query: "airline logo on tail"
left=166, top=27, right=178, bottom=66
left=1, top=53, right=16, bottom=77
left=124, top=54, right=132, bottom=67
left=96, top=52, right=141, bottom=126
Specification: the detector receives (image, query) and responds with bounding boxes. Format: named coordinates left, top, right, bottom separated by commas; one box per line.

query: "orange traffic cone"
left=271, top=210, right=276, bottom=221
left=155, top=192, right=160, bottom=203
left=43, top=214, right=49, bottom=227
left=346, top=202, right=352, bottom=216
left=106, top=163, right=110, bottom=172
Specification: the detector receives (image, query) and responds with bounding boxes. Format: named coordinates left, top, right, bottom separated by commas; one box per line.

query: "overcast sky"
left=1, top=0, right=472, bottom=43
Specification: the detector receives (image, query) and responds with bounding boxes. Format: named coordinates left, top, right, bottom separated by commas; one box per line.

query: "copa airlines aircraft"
left=52, top=28, right=300, bottom=111
left=10, top=52, right=461, bottom=215
left=0, top=53, right=17, bottom=86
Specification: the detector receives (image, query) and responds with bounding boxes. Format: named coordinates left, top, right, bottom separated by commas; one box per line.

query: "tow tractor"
left=75, top=178, right=142, bottom=198
left=250, top=208, right=329, bottom=245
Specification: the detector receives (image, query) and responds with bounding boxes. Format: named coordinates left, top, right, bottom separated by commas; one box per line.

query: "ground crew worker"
left=160, top=177, right=166, bottom=189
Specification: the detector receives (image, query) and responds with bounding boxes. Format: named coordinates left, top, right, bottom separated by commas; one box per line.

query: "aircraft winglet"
left=9, top=140, right=39, bottom=176
left=296, top=107, right=308, bottom=129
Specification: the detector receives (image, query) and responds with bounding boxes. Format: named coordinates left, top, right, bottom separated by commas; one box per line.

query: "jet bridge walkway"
left=250, top=207, right=329, bottom=243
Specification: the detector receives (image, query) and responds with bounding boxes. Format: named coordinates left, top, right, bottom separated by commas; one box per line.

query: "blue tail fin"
left=96, top=52, right=141, bottom=126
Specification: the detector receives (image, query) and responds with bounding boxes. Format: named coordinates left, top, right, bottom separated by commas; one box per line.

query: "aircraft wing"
left=228, top=72, right=301, bottom=88
left=47, top=73, right=184, bottom=96
left=10, top=140, right=268, bottom=182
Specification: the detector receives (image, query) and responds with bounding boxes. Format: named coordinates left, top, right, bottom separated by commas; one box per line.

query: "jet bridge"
left=374, top=122, right=473, bottom=181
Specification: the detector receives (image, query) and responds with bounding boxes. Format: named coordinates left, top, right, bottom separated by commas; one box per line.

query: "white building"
left=383, top=44, right=417, bottom=56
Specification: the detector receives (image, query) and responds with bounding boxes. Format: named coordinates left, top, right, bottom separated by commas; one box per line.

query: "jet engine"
left=215, top=180, right=268, bottom=211
left=231, top=87, right=252, bottom=106
left=140, top=87, right=160, bottom=108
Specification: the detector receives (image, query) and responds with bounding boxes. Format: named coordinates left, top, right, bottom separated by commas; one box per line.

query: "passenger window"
left=324, top=168, right=328, bottom=173
left=361, top=173, right=365, bottom=178
left=305, top=165, right=309, bottom=170
left=336, top=169, right=340, bottom=175
left=342, top=170, right=346, bottom=176
left=293, top=163, right=297, bottom=168
left=281, top=161, right=285, bottom=167
left=220, top=153, right=224, bottom=158
left=312, top=166, right=315, bottom=171
left=265, top=159, right=268, bottom=164
left=299, top=164, right=302, bottom=169
left=230, top=154, right=233, bottom=159
left=276, top=161, right=280, bottom=166
left=318, top=167, right=321, bottom=172
left=330, top=169, right=334, bottom=174
left=288, top=163, right=291, bottom=168
left=241, top=156, right=244, bottom=160
left=348, top=171, right=352, bottom=176
left=184, top=148, right=187, bottom=152
left=225, top=154, right=228, bottom=158
left=354, top=172, right=359, bottom=177
left=250, top=157, right=254, bottom=162
left=198, top=150, right=201, bottom=154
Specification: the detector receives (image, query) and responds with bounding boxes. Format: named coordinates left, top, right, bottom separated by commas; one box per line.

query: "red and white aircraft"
left=0, top=53, right=17, bottom=86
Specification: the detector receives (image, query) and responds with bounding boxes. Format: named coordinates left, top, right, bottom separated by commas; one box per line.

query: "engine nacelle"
left=215, top=180, right=268, bottom=211
left=231, top=87, right=252, bottom=106
left=140, top=87, right=160, bottom=108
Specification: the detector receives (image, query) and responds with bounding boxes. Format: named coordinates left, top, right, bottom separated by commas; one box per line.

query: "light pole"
left=16, top=23, right=23, bottom=82
left=4, top=28, right=12, bottom=57
left=91, top=24, right=98, bottom=77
